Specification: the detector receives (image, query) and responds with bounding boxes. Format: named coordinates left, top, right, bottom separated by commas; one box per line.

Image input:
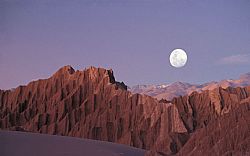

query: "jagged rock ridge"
left=0, top=66, right=187, bottom=155
left=0, top=66, right=249, bottom=155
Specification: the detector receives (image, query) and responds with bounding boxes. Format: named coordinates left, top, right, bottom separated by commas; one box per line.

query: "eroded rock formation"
left=0, top=66, right=187, bottom=155
left=0, top=66, right=249, bottom=155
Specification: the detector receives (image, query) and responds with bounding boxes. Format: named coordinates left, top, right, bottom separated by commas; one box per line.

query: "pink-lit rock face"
left=0, top=66, right=188, bottom=155
left=176, top=102, right=250, bottom=156
left=0, top=66, right=250, bottom=155
left=171, top=87, right=250, bottom=155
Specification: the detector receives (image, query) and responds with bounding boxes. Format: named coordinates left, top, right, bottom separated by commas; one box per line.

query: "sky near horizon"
left=1, top=0, right=250, bottom=89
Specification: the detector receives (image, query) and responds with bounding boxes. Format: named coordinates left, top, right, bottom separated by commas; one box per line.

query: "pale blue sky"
left=1, top=0, right=250, bottom=89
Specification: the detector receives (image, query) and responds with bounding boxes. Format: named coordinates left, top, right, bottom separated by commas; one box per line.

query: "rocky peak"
left=53, top=65, right=75, bottom=76
left=0, top=66, right=249, bottom=155
left=0, top=65, right=188, bottom=155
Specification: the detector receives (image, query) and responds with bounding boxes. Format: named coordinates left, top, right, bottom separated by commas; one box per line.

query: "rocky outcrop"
left=0, top=66, right=187, bottom=155
left=0, top=66, right=250, bottom=155
left=172, top=86, right=250, bottom=132
left=176, top=101, right=250, bottom=156
left=172, top=86, right=250, bottom=155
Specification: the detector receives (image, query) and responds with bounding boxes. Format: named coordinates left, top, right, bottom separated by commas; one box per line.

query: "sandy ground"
left=0, top=130, right=145, bottom=156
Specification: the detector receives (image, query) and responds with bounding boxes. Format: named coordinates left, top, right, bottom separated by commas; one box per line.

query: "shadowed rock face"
left=0, top=66, right=187, bottom=155
left=176, top=102, right=250, bottom=156
left=0, top=66, right=250, bottom=155
left=172, top=87, right=250, bottom=132
left=171, top=87, right=250, bottom=155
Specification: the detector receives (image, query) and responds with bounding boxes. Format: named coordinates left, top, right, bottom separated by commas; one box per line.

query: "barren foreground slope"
left=0, top=130, right=145, bottom=156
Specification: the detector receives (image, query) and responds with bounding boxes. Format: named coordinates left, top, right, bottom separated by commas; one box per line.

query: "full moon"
left=169, top=49, right=188, bottom=68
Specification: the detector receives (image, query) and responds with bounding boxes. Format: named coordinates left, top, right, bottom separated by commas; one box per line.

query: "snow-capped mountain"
left=129, top=72, right=250, bottom=100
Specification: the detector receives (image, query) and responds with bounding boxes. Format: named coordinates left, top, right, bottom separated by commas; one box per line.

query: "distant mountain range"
left=130, top=72, right=250, bottom=100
